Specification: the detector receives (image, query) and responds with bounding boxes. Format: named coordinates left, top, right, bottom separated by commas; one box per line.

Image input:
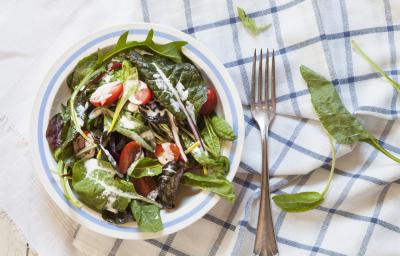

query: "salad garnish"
left=46, top=30, right=237, bottom=232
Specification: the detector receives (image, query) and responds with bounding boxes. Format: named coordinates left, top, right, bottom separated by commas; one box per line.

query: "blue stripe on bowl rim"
left=37, top=29, right=239, bottom=233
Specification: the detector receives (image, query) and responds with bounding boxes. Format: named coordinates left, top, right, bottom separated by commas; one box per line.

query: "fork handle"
left=253, top=125, right=279, bottom=256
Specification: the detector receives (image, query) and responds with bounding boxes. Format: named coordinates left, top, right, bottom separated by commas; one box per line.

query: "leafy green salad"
left=46, top=30, right=236, bottom=232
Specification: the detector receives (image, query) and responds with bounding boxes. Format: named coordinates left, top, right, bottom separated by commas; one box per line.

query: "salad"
left=45, top=30, right=237, bottom=232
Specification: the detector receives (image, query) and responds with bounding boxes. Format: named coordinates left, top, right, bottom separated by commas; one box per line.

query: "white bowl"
left=30, top=23, right=244, bottom=240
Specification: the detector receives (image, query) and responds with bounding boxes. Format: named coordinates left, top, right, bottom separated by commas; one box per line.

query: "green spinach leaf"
left=95, top=29, right=187, bottom=66
left=182, top=172, right=236, bottom=203
left=352, top=40, right=400, bottom=92
left=300, top=65, right=400, bottom=163
left=68, top=53, right=98, bottom=90
left=127, top=157, right=163, bottom=178
left=237, top=7, right=271, bottom=35
left=107, top=61, right=139, bottom=133
left=272, top=132, right=336, bottom=212
left=273, top=192, right=324, bottom=212
left=130, top=200, right=163, bottom=232
left=72, top=158, right=160, bottom=212
left=128, top=51, right=207, bottom=121
left=202, top=116, right=221, bottom=157
left=210, top=114, right=236, bottom=141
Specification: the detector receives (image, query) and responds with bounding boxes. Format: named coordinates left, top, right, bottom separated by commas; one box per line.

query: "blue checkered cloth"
left=70, top=0, right=400, bottom=255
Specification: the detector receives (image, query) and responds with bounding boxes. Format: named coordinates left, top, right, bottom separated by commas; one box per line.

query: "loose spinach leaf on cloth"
left=237, top=7, right=271, bottom=35
left=273, top=192, right=324, bottom=212
left=352, top=40, right=400, bottom=92
left=127, top=51, right=207, bottom=121
left=130, top=200, right=163, bottom=232
left=210, top=114, right=236, bottom=141
left=127, top=157, right=163, bottom=178
left=72, top=158, right=160, bottom=212
left=273, top=133, right=336, bottom=212
left=300, top=65, right=400, bottom=163
left=182, top=172, right=236, bottom=203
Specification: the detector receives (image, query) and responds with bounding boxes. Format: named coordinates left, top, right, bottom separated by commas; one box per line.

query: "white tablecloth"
left=1, top=0, right=400, bottom=255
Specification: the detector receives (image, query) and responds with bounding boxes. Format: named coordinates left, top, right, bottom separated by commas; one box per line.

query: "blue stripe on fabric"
left=358, top=185, right=391, bottom=256
left=226, top=0, right=251, bottom=102
left=310, top=120, right=395, bottom=255
left=182, top=0, right=195, bottom=36
left=140, top=0, right=150, bottom=22
left=181, top=0, right=305, bottom=34
left=311, top=0, right=341, bottom=95
left=339, top=0, right=358, bottom=108
left=316, top=205, right=400, bottom=234
left=146, top=239, right=189, bottom=256
left=269, top=0, right=301, bottom=115
left=159, top=233, right=177, bottom=256
left=243, top=115, right=330, bottom=162
left=270, top=119, right=308, bottom=175
left=238, top=221, right=346, bottom=256
left=209, top=173, right=251, bottom=256
left=223, top=25, right=400, bottom=68
left=274, top=173, right=313, bottom=234
left=384, top=0, right=399, bottom=118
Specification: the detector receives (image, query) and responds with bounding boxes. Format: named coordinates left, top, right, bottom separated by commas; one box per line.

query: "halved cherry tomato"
left=155, top=143, right=180, bottom=164
left=128, top=81, right=153, bottom=105
left=200, top=87, right=218, bottom=115
left=89, top=81, right=123, bottom=107
left=118, top=141, right=142, bottom=174
left=108, top=61, right=122, bottom=71
left=132, top=177, right=156, bottom=196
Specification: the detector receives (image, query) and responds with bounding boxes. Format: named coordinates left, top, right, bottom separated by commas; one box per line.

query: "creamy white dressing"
left=170, top=101, right=180, bottom=112
left=126, top=103, right=139, bottom=112
left=144, top=107, right=166, bottom=118
left=176, top=81, right=189, bottom=101
left=88, top=108, right=104, bottom=120
left=119, top=115, right=139, bottom=130
left=83, top=159, right=152, bottom=210
left=102, top=74, right=113, bottom=83
left=102, top=190, right=118, bottom=213
left=185, top=102, right=196, bottom=123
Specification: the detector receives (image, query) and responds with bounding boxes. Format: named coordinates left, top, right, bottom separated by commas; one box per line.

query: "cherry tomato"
left=200, top=87, right=218, bottom=115
left=89, top=81, right=123, bottom=107
left=118, top=141, right=142, bottom=174
left=128, top=81, right=153, bottom=105
left=108, top=62, right=122, bottom=71
left=155, top=143, right=180, bottom=164
left=132, top=177, right=156, bottom=196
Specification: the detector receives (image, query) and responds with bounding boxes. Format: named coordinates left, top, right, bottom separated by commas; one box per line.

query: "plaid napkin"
left=1, top=0, right=400, bottom=255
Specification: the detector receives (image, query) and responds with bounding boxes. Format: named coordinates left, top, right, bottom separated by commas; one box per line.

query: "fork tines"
left=251, top=49, right=276, bottom=114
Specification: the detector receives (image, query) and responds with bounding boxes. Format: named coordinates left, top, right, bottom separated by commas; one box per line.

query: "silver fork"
left=251, top=49, right=279, bottom=256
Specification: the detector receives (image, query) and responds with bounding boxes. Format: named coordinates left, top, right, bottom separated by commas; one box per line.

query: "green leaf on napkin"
left=300, top=65, right=400, bottom=164
left=273, top=132, right=336, bottom=212
left=273, top=192, right=324, bottom=212
left=352, top=40, right=400, bottom=92
left=237, top=7, right=271, bottom=35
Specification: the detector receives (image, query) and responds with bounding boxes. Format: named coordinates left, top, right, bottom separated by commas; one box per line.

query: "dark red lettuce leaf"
left=46, top=114, right=64, bottom=152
